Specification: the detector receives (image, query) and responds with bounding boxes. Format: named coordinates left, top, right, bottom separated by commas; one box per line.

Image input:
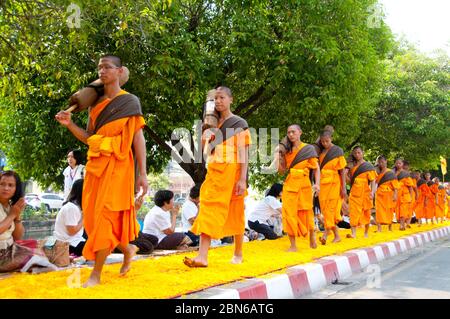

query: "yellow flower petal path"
left=0, top=222, right=448, bottom=299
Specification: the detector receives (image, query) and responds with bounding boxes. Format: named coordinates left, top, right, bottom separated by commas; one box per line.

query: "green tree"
left=356, top=47, right=450, bottom=170
left=0, top=0, right=392, bottom=191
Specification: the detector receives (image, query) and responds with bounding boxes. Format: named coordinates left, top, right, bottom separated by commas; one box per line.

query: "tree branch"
left=234, top=86, right=266, bottom=115
left=242, top=90, right=276, bottom=118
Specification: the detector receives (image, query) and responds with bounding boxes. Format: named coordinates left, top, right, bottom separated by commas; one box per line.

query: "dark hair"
left=154, top=190, right=174, bottom=207
left=69, top=150, right=85, bottom=166
left=100, top=54, right=122, bottom=67
left=189, top=184, right=201, bottom=199
left=266, top=183, right=283, bottom=198
left=215, top=86, right=233, bottom=98
left=403, top=160, right=409, bottom=166
left=0, top=170, right=24, bottom=205
left=376, top=155, right=387, bottom=162
left=285, top=124, right=302, bottom=153
left=64, top=179, right=84, bottom=208
left=319, top=125, right=334, bottom=138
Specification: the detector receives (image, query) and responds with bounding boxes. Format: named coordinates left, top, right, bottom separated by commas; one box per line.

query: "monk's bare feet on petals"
left=286, top=247, right=298, bottom=252
left=231, top=255, right=243, bottom=264
left=83, top=275, right=100, bottom=288
left=310, top=241, right=317, bottom=249
left=183, top=256, right=208, bottom=268
left=346, top=234, right=355, bottom=239
left=332, top=237, right=341, bottom=243
left=364, top=233, right=369, bottom=238
left=120, top=245, right=138, bottom=276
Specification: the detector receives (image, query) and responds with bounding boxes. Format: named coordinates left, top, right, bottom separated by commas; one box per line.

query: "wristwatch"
left=14, top=219, right=22, bottom=223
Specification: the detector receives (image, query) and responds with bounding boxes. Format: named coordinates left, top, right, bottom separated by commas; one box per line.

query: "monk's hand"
left=393, top=194, right=398, bottom=202
left=340, top=188, right=347, bottom=200
left=235, top=179, right=246, bottom=196
left=202, top=128, right=216, bottom=143
left=136, top=174, right=148, bottom=200
left=55, top=110, right=72, bottom=127
left=135, top=196, right=144, bottom=211
left=312, top=184, right=320, bottom=197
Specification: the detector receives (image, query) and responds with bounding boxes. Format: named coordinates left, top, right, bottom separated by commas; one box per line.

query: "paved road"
left=303, top=237, right=450, bottom=299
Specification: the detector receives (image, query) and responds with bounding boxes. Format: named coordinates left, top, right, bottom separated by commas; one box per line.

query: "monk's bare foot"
left=83, top=274, right=100, bottom=288
left=286, top=246, right=298, bottom=252
left=406, top=225, right=411, bottom=229
left=364, top=233, right=369, bottom=238
left=346, top=234, right=355, bottom=239
left=231, top=255, right=243, bottom=264
left=310, top=241, right=317, bottom=249
left=120, top=245, right=138, bottom=276
left=332, top=237, right=341, bottom=243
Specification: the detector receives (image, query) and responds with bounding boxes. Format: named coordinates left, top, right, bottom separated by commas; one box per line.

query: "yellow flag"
left=440, top=156, right=447, bottom=175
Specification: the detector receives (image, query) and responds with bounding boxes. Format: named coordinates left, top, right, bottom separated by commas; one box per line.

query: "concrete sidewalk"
left=180, top=226, right=450, bottom=299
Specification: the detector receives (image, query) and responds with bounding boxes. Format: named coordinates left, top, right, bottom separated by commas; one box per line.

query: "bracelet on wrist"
left=14, top=219, right=22, bottom=223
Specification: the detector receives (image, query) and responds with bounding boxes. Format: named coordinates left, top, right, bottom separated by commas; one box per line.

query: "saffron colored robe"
left=282, top=143, right=318, bottom=237
left=82, top=91, right=144, bottom=260
left=349, top=163, right=377, bottom=227
left=318, top=151, right=346, bottom=229
left=191, top=122, right=251, bottom=239
left=375, top=169, right=399, bottom=225
left=396, top=172, right=414, bottom=219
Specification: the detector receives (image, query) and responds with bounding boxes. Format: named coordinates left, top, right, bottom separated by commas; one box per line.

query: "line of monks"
left=277, top=124, right=449, bottom=250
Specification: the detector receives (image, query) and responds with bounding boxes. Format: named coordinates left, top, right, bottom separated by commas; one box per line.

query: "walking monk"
left=277, top=124, right=320, bottom=251
left=402, top=160, right=417, bottom=228
left=183, top=86, right=250, bottom=267
left=412, top=171, right=424, bottom=225
left=434, top=178, right=446, bottom=223
left=346, top=146, right=376, bottom=239
left=374, top=155, right=399, bottom=232
left=55, top=55, right=148, bottom=287
left=424, top=172, right=436, bottom=223
left=394, top=159, right=414, bottom=231
left=315, top=127, right=346, bottom=245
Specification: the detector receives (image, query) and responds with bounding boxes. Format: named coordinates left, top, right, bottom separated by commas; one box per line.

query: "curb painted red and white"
left=181, top=226, right=450, bottom=299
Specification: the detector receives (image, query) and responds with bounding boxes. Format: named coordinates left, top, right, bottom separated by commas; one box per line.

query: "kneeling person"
left=143, top=190, right=192, bottom=250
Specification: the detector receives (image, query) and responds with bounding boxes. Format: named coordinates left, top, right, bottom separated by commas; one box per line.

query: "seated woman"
left=0, top=171, right=56, bottom=272
left=142, top=190, right=192, bottom=250
left=53, top=179, right=85, bottom=257
left=247, top=183, right=283, bottom=240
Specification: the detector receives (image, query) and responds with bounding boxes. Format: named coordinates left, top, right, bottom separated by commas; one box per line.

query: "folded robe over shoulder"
left=82, top=91, right=145, bottom=261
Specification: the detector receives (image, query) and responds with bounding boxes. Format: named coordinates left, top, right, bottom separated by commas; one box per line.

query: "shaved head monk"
left=184, top=86, right=250, bottom=267
left=278, top=124, right=320, bottom=251
left=55, top=55, right=148, bottom=287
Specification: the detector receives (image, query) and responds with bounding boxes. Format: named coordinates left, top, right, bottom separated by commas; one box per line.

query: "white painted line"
left=372, top=246, right=385, bottom=262
left=414, top=234, right=423, bottom=246
left=406, top=236, right=416, bottom=249
left=346, top=249, right=370, bottom=269
left=386, top=242, right=398, bottom=256
left=208, top=289, right=240, bottom=299
left=262, top=274, right=294, bottom=299
left=397, top=239, right=407, bottom=252
left=291, top=263, right=327, bottom=293
left=322, top=256, right=352, bottom=279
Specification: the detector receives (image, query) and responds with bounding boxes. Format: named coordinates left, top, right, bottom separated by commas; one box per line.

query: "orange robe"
left=375, top=169, right=399, bottom=225
left=396, top=175, right=414, bottom=219
left=349, top=165, right=377, bottom=227
left=415, top=183, right=429, bottom=219
left=426, top=183, right=438, bottom=218
left=318, top=154, right=346, bottom=230
left=282, top=143, right=318, bottom=237
left=82, top=91, right=144, bottom=260
left=191, top=129, right=251, bottom=239
left=411, top=178, right=417, bottom=213
left=436, top=188, right=446, bottom=218
left=446, top=194, right=450, bottom=218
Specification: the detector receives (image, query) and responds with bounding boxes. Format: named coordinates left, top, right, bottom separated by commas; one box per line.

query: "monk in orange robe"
left=415, top=176, right=430, bottom=225
left=446, top=184, right=450, bottom=219
left=346, top=146, right=377, bottom=239
left=278, top=124, right=320, bottom=251
left=316, top=127, right=346, bottom=245
left=184, top=86, right=250, bottom=267
left=434, top=178, right=446, bottom=223
left=374, top=155, right=399, bottom=232
left=55, top=55, right=148, bottom=287
left=393, top=159, right=414, bottom=231
left=411, top=171, right=424, bottom=225
left=401, top=160, right=416, bottom=228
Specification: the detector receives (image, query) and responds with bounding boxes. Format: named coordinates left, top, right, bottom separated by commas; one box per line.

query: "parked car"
left=24, top=193, right=41, bottom=210
left=38, top=193, right=64, bottom=211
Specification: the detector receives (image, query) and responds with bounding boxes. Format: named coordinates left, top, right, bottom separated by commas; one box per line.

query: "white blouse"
left=0, top=204, right=14, bottom=250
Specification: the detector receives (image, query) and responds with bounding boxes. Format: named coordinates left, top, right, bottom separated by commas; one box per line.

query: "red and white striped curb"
left=181, top=226, right=450, bottom=299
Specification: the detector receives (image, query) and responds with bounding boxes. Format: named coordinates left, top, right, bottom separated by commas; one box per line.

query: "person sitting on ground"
left=247, top=183, right=283, bottom=240
left=181, top=184, right=201, bottom=246
left=0, top=171, right=56, bottom=272
left=142, top=190, right=192, bottom=250
left=53, top=179, right=86, bottom=257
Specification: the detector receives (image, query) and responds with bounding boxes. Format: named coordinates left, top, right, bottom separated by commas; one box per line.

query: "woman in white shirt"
left=143, top=190, right=192, bottom=250
left=248, top=183, right=283, bottom=240
left=54, top=179, right=85, bottom=256
left=62, top=150, right=85, bottom=200
left=0, top=171, right=56, bottom=272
